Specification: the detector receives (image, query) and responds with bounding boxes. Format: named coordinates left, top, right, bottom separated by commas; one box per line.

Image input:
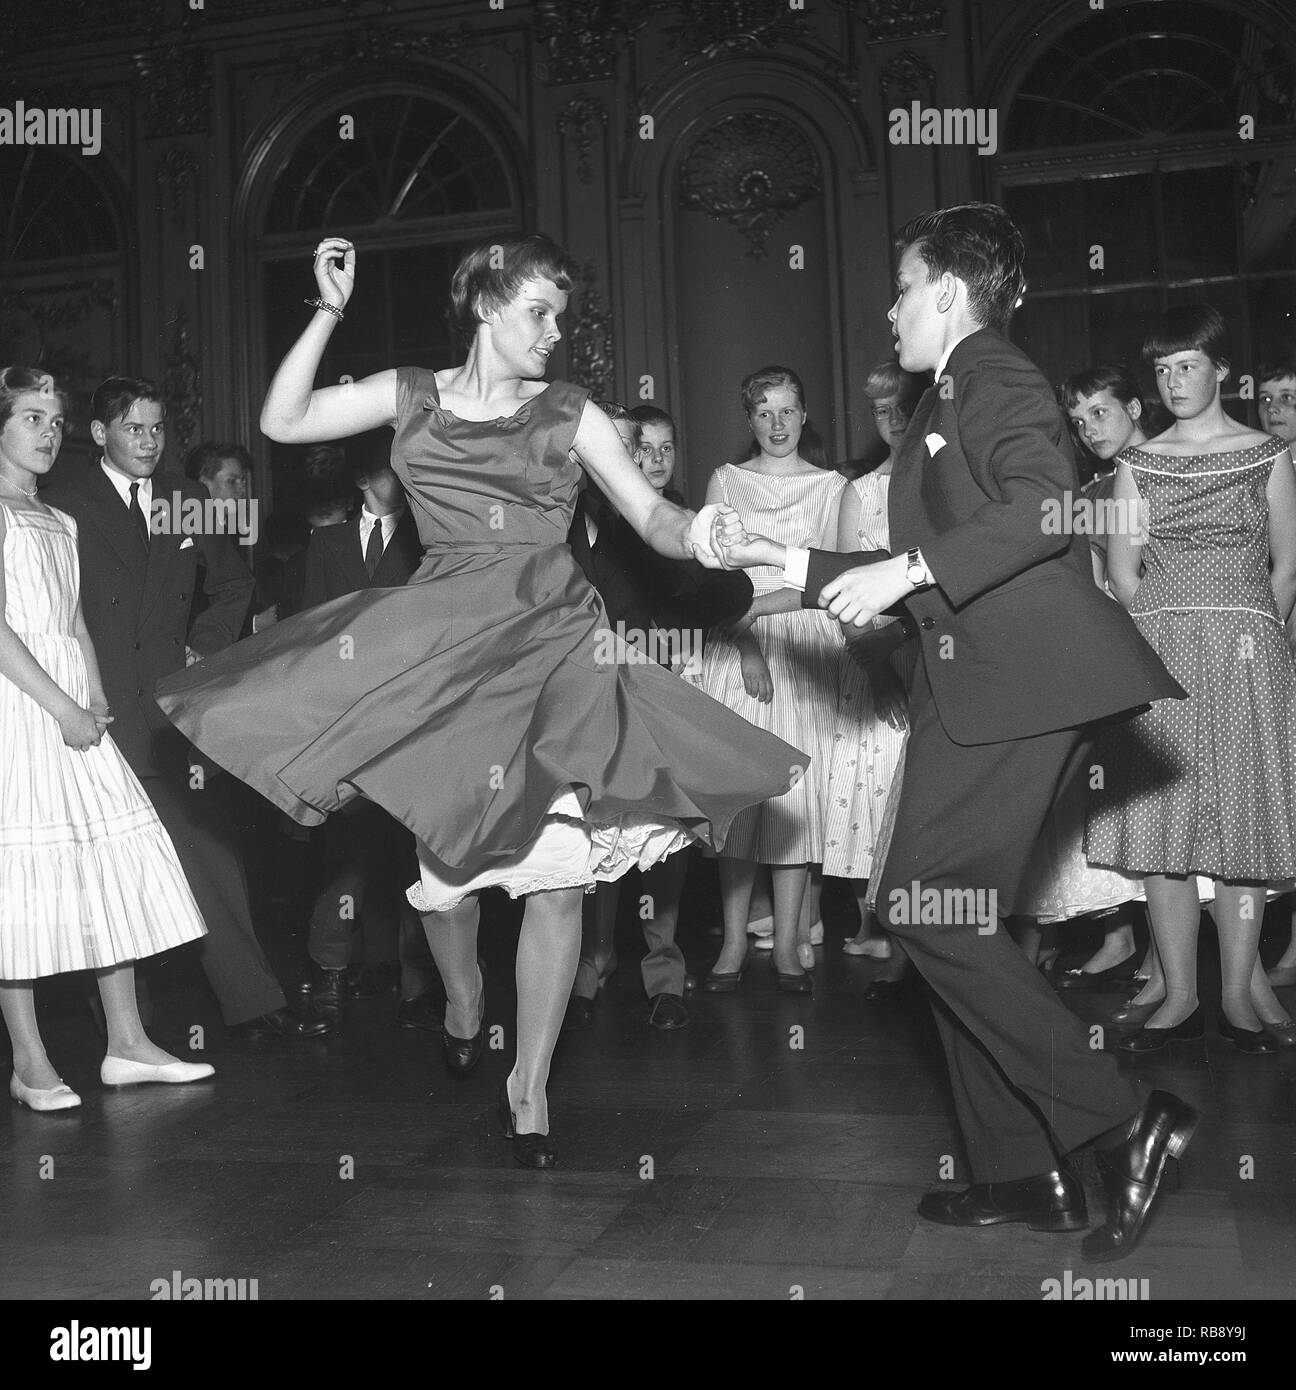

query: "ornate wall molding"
left=881, top=50, right=937, bottom=102
left=677, top=112, right=822, bottom=259
left=155, top=146, right=199, bottom=230
left=567, top=263, right=614, bottom=401
left=557, top=95, right=609, bottom=185
left=661, top=1, right=808, bottom=61
left=533, top=1, right=646, bottom=85
left=134, top=45, right=212, bottom=137
left=836, top=0, right=945, bottom=43
left=275, top=20, right=499, bottom=90
left=162, top=305, right=202, bottom=458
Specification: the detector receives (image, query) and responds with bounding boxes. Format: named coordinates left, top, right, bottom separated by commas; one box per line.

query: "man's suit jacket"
left=566, top=494, right=754, bottom=639
left=300, top=509, right=423, bottom=609
left=44, top=466, right=254, bottom=776
left=803, top=328, right=1181, bottom=744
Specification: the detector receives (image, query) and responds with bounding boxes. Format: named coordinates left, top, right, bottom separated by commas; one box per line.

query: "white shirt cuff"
left=784, top=546, right=810, bottom=591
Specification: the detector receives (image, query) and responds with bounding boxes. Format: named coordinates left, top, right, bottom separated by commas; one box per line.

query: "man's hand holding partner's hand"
left=688, top=504, right=740, bottom=569
left=819, top=555, right=912, bottom=628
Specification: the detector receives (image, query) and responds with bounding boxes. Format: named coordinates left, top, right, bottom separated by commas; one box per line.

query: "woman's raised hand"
left=313, top=238, right=356, bottom=311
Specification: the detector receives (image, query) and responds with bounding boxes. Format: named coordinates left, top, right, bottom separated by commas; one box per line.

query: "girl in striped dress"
left=698, top=367, right=844, bottom=992
left=0, top=367, right=211, bottom=1111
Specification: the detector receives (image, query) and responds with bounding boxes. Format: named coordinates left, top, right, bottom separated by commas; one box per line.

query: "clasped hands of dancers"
left=4, top=203, right=1210, bottom=1265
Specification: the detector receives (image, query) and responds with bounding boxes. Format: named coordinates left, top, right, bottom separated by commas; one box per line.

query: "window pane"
left=1082, top=173, right=1157, bottom=283
left=1004, top=183, right=1084, bottom=290
left=1163, top=167, right=1236, bottom=280
left=1087, top=287, right=1164, bottom=369
left=1010, top=294, right=1087, bottom=389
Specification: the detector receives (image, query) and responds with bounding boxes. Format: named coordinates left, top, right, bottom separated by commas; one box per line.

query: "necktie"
left=128, top=481, right=150, bottom=549
left=364, top=518, right=384, bottom=577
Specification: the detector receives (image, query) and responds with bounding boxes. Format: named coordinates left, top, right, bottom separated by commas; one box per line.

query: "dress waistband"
left=421, top=540, right=564, bottom=556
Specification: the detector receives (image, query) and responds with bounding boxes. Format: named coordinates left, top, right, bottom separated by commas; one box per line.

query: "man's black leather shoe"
left=305, top=965, right=347, bottom=1024
left=647, top=993, right=689, bottom=1030
left=1082, top=1089, right=1198, bottom=1263
left=918, top=1168, right=1087, bottom=1233
left=229, top=1007, right=332, bottom=1040
left=396, top=993, right=442, bottom=1033
left=562, top=995, right=591, bottom=1031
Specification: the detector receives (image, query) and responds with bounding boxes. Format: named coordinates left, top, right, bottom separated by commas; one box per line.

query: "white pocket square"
left=925, top=432, right=946, bottom=455
left=179, top=536, right=194, bottom=549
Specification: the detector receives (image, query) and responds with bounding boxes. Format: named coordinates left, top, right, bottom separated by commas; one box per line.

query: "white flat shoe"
left=747, top=915, right=774, bottom=938
left=10, top=1072, right=81, bottom=1111
left=100, top=1055, right=215, bottom=1087
left=808, top=921, right=824, bottom=946
left=797, top=942, right=816, bottom=971
left=843, top=936, right=893, bottom=959
left=753, top=935, right=774, bottom=951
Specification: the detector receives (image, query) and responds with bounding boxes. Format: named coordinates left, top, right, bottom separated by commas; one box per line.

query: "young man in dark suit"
left=298, top=458, right=440, bottom=1030
left=724, top=205, right=1195, bottom=1263
left=44, top=377, right=328, bottom=1041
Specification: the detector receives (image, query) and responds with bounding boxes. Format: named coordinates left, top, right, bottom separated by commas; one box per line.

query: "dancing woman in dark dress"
left=158, top=235, right=805, bottom=1164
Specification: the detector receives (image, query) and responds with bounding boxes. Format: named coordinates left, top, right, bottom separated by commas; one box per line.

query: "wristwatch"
left=905, top=547, right=929, bottom=590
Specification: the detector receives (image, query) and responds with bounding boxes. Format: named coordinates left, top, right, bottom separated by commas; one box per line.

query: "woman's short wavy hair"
left=448, top=234, right=580, bottom=344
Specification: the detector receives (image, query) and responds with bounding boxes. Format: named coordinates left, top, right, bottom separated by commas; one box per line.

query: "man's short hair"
left=594, top=399, right=642, bottom=449
left=91, top=376, right=163, bottom=427
left=895, top=202, right=1027, bottom=334
left=185, top=441, right=253, bottom=485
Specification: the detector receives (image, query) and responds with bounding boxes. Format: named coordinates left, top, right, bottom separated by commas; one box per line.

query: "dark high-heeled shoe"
left=497, top=1081, right=557, bottom=1168
left=702, top=952, right=749, bottom=993
left=1116, top=1006, right=1204, bottom=1053
left=1111, top=998, right=1162, bottom=1026
left=773, top=969, right=812, bottom=994
left=441, top=977, right=485, bottom=1078
left=1218, top=1016, right=1278, bottom=1054
left=1260, top=1018, right=1296, bottom=1048
left=1055, top=957, right=1139, bottom=991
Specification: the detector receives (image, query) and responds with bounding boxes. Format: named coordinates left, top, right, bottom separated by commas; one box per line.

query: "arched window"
left=994, top=2, right=1296, bottom=394
left=258, top=90, right=520, bottom=381
left=251, top=88, right=521, bottom=501
left=0, top=150, right=124, bottom=466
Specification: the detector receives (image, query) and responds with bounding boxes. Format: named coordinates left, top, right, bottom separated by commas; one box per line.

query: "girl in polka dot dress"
left=1086, top=306, right=1296, bottom=1053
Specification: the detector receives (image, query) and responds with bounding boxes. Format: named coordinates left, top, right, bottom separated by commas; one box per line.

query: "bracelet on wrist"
left=304, top=297, right=344, bottom=320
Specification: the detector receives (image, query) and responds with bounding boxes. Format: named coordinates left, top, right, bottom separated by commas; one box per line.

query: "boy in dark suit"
left=723, top=205, right=1194, bottom=1263
left=298, top=458, right=440, bottom=1029
left=44, top=377, right=327, bottom=1040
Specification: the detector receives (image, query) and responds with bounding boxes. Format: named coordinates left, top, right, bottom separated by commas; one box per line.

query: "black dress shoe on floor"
left=497, top=1082, right=557, bottom=1168
left=1218, top=1016, right=1278, bottom=1054
left=229, top=1007, right=332, bottom=1040
left=918, top=1169, right=1087, bottom=1233
left=562, top=995, right=592, bottom=1031
left=1116, top=1006, right=1204, bottom=1053
left=647, top=993, right=689, bottom=1030
left=1082, top=1089, right=1198, bottom=1263
left=396, top=993, right=443, bottom=1033
left=304, top=965, right=348, bottom=1024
